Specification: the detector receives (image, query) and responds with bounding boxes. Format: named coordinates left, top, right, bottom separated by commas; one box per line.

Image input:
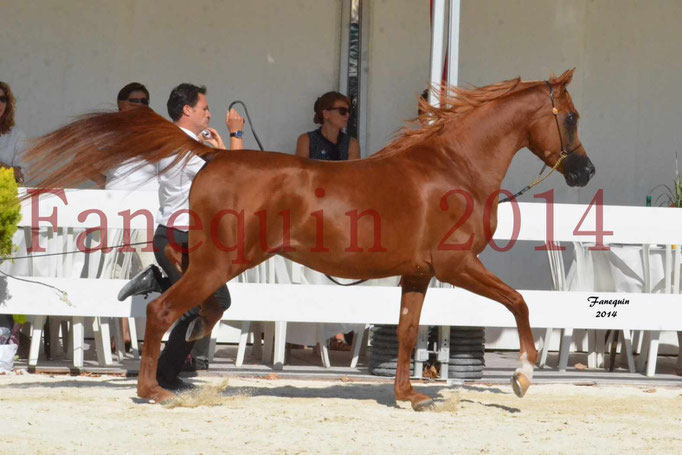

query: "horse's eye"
left=566, top=112, right=578, bottom=125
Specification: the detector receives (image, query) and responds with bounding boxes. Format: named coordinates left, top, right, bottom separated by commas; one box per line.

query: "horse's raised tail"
left=22, top=107, right=214, bottom=197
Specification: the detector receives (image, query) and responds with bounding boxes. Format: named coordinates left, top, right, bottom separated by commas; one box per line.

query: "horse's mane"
left=22, top=107, right=216, bottom=196
left=374, top=77, right=546, bottom=158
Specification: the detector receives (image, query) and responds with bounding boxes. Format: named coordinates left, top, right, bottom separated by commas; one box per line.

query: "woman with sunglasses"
left=296, top=91, right=361, bottom=161
left=0, top=81, right=26, bottom=184
left=294, top=91, right=361, bottom=353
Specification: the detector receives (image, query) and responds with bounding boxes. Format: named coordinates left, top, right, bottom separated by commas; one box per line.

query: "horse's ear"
left=553, top=68, right=575, bottom=87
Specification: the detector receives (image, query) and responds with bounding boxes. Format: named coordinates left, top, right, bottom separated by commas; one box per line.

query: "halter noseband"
left=499, top=81, right=582, bottom=203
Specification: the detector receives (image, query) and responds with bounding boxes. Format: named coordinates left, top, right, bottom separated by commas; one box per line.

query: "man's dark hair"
left=117, top=82, right=150, bottom=101
left=167, top=83, right=207, bottom=122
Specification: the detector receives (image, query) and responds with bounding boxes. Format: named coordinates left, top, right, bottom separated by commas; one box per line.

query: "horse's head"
left=527, top=69, right=595, bottom=187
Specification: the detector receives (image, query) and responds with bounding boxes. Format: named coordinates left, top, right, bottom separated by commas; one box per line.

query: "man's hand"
left=226, top=108, right=244, bottom=133
left=199, top=127, right=226, bottom=150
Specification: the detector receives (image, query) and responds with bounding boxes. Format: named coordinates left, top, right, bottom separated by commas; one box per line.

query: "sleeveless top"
left=306, top=128, right=350, bottom=161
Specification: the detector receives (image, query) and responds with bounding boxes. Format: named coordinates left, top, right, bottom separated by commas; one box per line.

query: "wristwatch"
left=230, top=131, right=243, bottom=139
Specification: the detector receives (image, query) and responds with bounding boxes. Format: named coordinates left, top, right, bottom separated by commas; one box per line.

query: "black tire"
left=446, top=365, right=484, bottom=372
left=449, top=338, right=485, bottom=346
left=450, top=348, right=485, bottom=353
left=368, top=353, right=401, bottom=363
left=449, top=352, right=485, bottom=359
left=445, top=358, right=485, bottom=366
left=367, top=367, right=413, bottom=377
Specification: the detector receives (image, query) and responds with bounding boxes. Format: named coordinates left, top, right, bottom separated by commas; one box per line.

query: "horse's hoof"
left=511, top=372, right=530, bottom=398
left=412, top=399, right=435, bottom=412
left=138, top=386, right=176, bottom=404
left=185, top=317, right=207, bottom=342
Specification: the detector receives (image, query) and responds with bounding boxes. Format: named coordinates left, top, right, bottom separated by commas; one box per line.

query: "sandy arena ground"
left=1, top=373, right=681, bottom=455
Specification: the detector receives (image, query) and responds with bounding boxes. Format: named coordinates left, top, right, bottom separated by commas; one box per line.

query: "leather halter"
left=499, top=81, right=583, bottom=203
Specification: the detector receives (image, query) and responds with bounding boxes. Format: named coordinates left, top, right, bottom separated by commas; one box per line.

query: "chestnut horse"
left=25, top=69, right=594, bottom=410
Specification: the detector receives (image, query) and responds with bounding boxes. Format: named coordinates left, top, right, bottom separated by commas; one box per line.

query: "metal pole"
left=429, top=0, right=446, bottom=107
left=447, top=0, right=461, bottom=87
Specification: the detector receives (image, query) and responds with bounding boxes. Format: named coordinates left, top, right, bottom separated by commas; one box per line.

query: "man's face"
left=118, top=90, right=149, bottom=112
left=185, top=93, right=211, bottom=133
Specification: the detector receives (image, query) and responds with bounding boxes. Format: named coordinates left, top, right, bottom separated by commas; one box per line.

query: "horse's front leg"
left=437, top=254, right=537, bottom=398
left=394, top=275, right=433, bottom=411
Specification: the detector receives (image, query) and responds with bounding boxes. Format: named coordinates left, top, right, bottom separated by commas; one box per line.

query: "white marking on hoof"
left=515, top=352, right=534, bottom=381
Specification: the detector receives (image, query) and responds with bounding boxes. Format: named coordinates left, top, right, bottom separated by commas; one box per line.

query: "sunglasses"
left=0, top=96, right=8, bottom=104
left=126, top=98, right=149, bottom=105
left=327, top=106, right=349, bottom=116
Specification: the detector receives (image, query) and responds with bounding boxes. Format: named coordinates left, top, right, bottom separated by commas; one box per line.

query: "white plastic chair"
left=636, top=244, right=681, bottom=376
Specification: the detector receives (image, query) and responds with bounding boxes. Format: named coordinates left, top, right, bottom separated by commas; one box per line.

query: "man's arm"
left=226, top=108, right=244, bottom=151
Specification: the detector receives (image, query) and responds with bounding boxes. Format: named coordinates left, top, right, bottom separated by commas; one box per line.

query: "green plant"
left=651, top=155, right=682, bottom=207
left=0, top=168, right=21, bottom=258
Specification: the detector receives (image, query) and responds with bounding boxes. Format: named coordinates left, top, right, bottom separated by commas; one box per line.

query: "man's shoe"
left=194, top=357, right=209, bottom=371
left=157, top=376, right=196, bottom=392
left=117, top=264, right=164, bottom=301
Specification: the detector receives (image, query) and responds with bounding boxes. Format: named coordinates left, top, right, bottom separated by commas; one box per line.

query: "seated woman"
left=294, top=91, right=361, bottom=352
left=0, top=81, right=25, bottom=184
left=296, top=91, right=360, bottom=161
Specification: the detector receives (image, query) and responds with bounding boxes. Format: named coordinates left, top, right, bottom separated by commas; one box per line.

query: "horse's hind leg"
left=438, top=255, right=537, bottom=398
left=137, top=266, right=238, bottom=403
left=394, top=275, right=433, bottom=411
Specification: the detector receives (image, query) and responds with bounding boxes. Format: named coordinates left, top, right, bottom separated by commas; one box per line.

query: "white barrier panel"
left=2, top=279, right=680, bottom=332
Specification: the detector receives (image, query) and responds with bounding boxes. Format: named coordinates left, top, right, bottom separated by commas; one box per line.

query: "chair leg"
left=111, top=318, right=126, bottom=363
left=272, top=321, right=287, bottom=370
left=263, top=322, right=275, bottom=365
left=92, top=317, right=113, bottom=366
left=208, top=322, right=220, bottom=363
left=252, top=322, right=263, bottom=360
left=594, top=329, right=607, bottom=369
left=71, top=317, right=84, bottom=368
left=621, top=330, right=636, bottom=373
left=28, top=315, right=47, bottom=367
left=316, top=324, right=331, bottom=368
left=645, top=331, right=660, bottom=377
left=235, top=321, right=250, bottom=367
left=632, top=330, right=644, bottom=355
left=127, top=318, right=140, bottom=360
left=48, top=317, right=65, bottom=359
left=538, top=328, right=552, bottom=369
left=558, top=328, right=573, bottom=371
left=608, top=330, right=619, bottom=372
left=677, top=332, right=682, bottom=373
left=637, top=331, right=651, bottom=373
left=350, top=324, right=369, bottom=368
left=587, top=329, right=597, bottom=369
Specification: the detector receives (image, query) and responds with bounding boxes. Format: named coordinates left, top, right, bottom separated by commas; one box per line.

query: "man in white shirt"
left=152, top=83, right=244, bottom=390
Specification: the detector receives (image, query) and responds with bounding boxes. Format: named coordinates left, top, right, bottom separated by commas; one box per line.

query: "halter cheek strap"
left=499, top=81, right=582, bottom=203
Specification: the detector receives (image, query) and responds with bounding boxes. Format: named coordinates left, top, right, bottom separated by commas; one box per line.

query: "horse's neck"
left=434, top=90, right=543, bottom=198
